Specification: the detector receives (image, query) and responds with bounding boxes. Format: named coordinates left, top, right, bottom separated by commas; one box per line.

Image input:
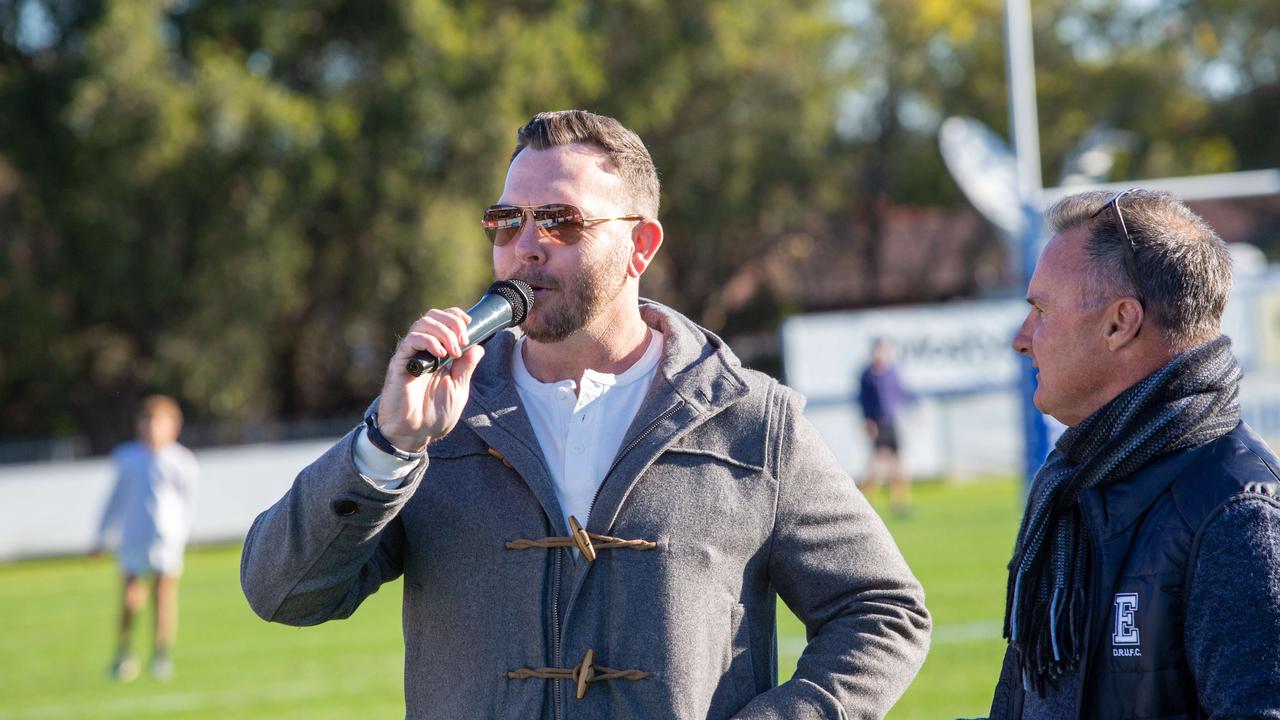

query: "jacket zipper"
left=553, top=548, right=562, bottom=720
left=587, top=400, right=686, bottom=521
left=1072, top=497, right=1101, bottom=720
left=554, top=399, right=684, bottom=719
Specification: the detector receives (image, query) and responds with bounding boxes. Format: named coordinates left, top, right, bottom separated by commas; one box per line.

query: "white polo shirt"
left=511, top=330, right=663, bottom=531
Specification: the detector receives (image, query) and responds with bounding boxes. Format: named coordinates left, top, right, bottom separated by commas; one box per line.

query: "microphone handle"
left=406, top=352, right=446, bottom=377
left=404, top=292, right=519, bottom=377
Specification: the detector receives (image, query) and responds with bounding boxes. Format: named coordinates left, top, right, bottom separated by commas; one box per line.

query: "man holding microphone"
left=241, top=109, right=929, bottom=719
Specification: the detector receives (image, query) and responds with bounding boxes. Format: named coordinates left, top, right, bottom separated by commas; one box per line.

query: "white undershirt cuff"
left=353, top=427, right=419, bottom=490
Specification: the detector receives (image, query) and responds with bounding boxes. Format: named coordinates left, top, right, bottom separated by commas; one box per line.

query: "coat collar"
left=583, top=300, right=750, bottom=534
left=458, top=299, right=750, bottom=537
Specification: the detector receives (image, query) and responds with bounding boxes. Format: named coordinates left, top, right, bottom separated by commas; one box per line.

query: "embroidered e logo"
left=1113, top=593, right=1140, bottom=646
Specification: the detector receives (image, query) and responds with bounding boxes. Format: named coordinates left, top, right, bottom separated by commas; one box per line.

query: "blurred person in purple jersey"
left=91, top=395, right=198, bottom=682
left=857, top=338, right=915, bottom=516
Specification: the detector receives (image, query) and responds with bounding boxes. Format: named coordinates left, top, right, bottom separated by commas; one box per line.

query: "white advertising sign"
left=781, top=270, right=1280, bottom=482
left=782, top=298, right=1028, bottom=402
left=781, top=298, right=1029, bottom=481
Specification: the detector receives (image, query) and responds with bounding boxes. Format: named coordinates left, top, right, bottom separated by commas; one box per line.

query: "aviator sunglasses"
left=482, top=203, right=643, bottom=246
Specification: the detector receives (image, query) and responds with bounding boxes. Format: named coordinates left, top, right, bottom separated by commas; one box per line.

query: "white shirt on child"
left=97, top=440, right=199, bottom=575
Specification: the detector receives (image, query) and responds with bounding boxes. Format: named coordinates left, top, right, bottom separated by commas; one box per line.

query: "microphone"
left=405, top=279, right=535, bottom=377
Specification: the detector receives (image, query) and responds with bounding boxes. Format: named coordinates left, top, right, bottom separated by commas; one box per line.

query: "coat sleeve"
left=1185, top=494, right=1280, bottom=718
left=734, top=387, right=931, bottom=719
left=239, top=427, right=426, bottom=626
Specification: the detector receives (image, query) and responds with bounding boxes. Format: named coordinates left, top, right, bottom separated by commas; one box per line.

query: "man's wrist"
left=363, top=412, right=428, bottom=461
left=353, top=428, right=419, bottom=488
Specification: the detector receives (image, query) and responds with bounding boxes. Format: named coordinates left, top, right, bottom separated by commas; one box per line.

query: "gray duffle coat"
left=241, top=301, right=930, bottom=719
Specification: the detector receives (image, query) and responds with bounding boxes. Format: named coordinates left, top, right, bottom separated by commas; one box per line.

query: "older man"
left=987, top=189, right=1280, bottom=718
left=241, top=110, right=929, bottom=719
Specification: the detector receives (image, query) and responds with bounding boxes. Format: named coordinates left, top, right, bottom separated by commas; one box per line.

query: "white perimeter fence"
left=8, top=268, right=1280, bottom=560
left=0, top=439, right=336, bottom=562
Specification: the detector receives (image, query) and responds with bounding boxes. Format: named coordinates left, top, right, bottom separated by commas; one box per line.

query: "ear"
left=1103, top=297, right=1145, bottom=351
left=626, top=219, right=663, bottom=278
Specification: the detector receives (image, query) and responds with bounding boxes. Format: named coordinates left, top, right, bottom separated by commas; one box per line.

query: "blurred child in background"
left=91, top=395, right=198, bottom=682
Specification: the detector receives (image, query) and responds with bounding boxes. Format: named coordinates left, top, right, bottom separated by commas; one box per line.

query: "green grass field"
left=0, top=478, right=1021, bottom=719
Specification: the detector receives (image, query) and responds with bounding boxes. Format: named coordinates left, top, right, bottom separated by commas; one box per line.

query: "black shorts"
left=872, top=420, right=899, bottom=452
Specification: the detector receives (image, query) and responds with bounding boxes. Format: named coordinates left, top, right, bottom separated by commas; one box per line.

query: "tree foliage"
left=0, top=0, right=1277, bottom=449
left=0, top=0, right=845, bottom=448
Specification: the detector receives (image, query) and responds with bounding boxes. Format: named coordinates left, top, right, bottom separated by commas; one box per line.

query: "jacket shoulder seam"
left=767, top=378, right=791, bottom=482
left=763, top=379, right=787, bottom=571
left=1167, top=436, right=1245, bottom=528
left=1170, top=432, right=1280, bottom=529
left=1238, top=437, right=1280, bottom=483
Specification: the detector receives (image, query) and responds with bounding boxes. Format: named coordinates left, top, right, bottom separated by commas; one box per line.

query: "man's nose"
left=1012, top=318, right=1033, bottom=356
left=512, top=216, right=548, bottom=262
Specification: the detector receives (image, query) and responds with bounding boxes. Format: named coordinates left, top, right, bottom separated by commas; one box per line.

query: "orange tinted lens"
left=483, top=206, right=524, bottom=245
left=531, top=204, right=586, bottom=243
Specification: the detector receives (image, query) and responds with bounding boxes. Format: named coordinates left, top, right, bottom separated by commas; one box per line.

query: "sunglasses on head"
left=1090, top=187, right=1144, bottom=304
left=482, top=203, right=643, bottom=246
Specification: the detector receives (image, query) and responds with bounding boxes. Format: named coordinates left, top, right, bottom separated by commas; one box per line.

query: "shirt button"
left=571, top=444, right=586, bottom=455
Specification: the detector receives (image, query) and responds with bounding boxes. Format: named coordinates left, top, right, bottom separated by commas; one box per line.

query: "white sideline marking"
left=778, top=618, right=1002, bottom=657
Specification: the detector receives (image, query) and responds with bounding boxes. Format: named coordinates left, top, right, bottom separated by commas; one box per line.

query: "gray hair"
left=1045, top=189, right=1232, bottom=348
left=511, top=110, right=661, bottom=219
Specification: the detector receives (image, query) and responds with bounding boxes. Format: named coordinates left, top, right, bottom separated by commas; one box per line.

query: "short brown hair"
left=139, top=394, right=183, bottom=426
left=511, top=110, right=661, bottom=218
left=1045, top=189, right=1232, bottom=348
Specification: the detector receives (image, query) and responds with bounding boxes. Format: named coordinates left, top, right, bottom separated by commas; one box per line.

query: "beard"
left=505, top=237, right=631, bottom=343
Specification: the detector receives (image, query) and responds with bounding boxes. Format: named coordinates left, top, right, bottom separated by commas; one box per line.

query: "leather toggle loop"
left=568, top=515, right=597, bottom=562
left=574, top=649, right=595, bottom=700
left=503, top=524, right=657, bottom=560
left=506, top=648, right=650, bottom=700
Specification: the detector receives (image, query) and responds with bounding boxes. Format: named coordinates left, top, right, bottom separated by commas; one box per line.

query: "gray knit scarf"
left=1003, top=335, right=1241, bottom=694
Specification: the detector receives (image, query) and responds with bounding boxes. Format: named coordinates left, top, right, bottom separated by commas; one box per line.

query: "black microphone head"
left=488, top=279, right=534, bottom=324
